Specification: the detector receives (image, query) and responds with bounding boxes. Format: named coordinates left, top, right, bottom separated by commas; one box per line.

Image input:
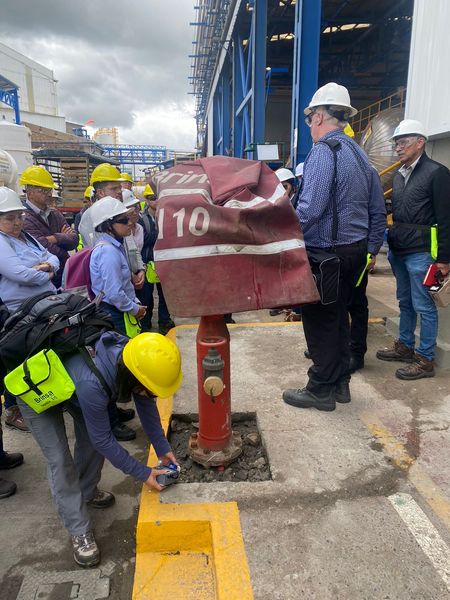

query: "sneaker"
left=87, top=489, right=115, bottom=509
left=71, top=531, right=100, bottom=567
left=0, top=452, right=24, bottom=470
left=0, top=478, right=17, bottom=499
left=334, top=379, right=351, bottom=403
left=5, top=406, right=30, bottom=432
left=395, top=353, right=435, bottom=380
left=112, top=422, right=136, bottom=441
left=269, top=309, right=283, bottom=316
left=282, top=387, right=336, bottom=411
left=376, top=340, right=414, bottom=363
left=117, top=407, right=135, bottom=422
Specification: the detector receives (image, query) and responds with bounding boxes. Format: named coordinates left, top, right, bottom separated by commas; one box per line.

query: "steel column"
left=250, top=0, right=267, bottom=157
left=290, top=0, right=322, bottom=167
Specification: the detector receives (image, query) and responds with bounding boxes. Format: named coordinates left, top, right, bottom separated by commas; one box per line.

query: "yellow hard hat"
left=344, top=123, right=355, bottom=138
left=123, top=333, right=182, bottom=399
left=143, top=184, right=155, bottom=197
left=19, top=165, right=56, bottom=189
left=84, top=185, right=93, bottom=199
left=90, top=163, right=125, bottom=185
left=121, top=172, right=133, bottom=183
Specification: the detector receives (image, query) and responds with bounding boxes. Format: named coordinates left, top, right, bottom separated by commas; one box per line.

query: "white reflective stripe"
left=224, top=183, right=286, bottom=209
left=154, top=238, right=304, bottom=261
left=158, top=188, right=213, bottom=204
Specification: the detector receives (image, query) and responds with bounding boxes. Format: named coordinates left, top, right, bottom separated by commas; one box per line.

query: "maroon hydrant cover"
left=152, top=155, right=319, bottom=317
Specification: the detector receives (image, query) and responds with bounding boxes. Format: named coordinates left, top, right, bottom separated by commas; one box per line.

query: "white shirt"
left=399, top=154, right=422, bottom=186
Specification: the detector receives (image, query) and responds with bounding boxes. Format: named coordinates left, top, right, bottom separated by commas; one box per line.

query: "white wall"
left=406, top=0, right=450, bottom=139
left=0, top=42, right=59, bottom=117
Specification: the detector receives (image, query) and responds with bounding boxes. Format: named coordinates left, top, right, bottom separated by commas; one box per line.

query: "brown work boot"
left=376, top=340, right=414, bottom=363
left=5, top=406, right=30, bottom=433
left=395, top=353, right=435, bottom=380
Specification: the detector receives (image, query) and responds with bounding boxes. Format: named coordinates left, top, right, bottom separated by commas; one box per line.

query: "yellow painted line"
left=361, top=411, right=450, bottom=532
left=175, top=316, right=385, bottom=330
left=133, top=328, right=254, bottom=600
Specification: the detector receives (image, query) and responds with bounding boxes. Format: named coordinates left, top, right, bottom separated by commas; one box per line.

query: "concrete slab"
left=1, top=263, right=450, bottom=599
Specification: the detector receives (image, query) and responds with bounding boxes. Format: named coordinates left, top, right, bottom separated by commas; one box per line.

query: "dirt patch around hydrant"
left=169, top=412, right=272, bottom=483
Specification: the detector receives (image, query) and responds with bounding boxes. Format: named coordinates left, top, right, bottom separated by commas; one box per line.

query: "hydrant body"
left=189, top=315, right=242, bottom=467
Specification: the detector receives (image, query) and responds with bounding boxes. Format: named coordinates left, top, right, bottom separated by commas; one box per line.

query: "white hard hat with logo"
left=122, top=189, right=140, bottom=209
left=0, top=186, right=24, bottom=212
left=304, top=82, right=357, bottom=117
left=275, top=167, right=295, bottom=183
left=90, top=196, right=128, bottom=229
left=391, top=119, right=427, bottom=141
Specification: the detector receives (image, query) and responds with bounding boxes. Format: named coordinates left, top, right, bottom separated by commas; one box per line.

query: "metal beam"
left=250, top=0, right=267, bottom=155
left=291, top=0, right=321, bottom=166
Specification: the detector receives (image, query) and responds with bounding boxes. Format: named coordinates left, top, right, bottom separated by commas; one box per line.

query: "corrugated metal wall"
left=406, top=0, right=450, bottom=138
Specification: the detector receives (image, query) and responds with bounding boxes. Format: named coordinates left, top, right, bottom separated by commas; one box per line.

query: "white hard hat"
left=295, top=163, right=304, bottom=177
left=391, top=119, right=427, bottom=141
left=122, top=189, right=140, bottom=209
left=304, top=82, right=357, bottom=117
left=0, top=186, right=24, bottom=213
left=90, top=196, right=128, bottom=229
left=275, top=167, right=295, bottom=183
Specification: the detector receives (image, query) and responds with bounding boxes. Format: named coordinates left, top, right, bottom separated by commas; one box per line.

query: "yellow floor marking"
left=133, top=328, right=254, bottom=600
left=361, top=411, right=450, bottom=532
left=175, top=316, right=384, bottom=330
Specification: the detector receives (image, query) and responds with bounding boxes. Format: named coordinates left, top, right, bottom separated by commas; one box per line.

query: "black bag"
left=0, top=291, right=114, bottom=372
left=307, top=139, right=342, bottom=305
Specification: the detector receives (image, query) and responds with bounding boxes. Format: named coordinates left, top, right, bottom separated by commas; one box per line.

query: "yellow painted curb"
left=361, top=411, right=450, bottom=532
left=132, top=329, right=254, bottom=600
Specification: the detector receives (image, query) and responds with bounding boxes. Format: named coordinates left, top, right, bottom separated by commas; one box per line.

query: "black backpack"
left=0, top=291, right=114, bottom=373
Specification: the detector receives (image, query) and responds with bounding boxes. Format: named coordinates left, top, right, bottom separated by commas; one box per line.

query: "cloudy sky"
left=0, top=0, right=197, bottom=150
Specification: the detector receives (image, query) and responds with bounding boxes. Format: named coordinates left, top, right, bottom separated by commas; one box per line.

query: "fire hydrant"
left=188, top=315, right=242, bottom=467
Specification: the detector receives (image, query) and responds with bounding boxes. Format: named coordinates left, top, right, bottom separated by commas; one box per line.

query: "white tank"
left=0, top=149, right=18, bottom=190
left=0, top=121, right=33, bottom=180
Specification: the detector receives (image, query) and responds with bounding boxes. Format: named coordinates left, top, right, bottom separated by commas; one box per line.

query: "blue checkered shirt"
left=296, top=129, right=386, bottom=254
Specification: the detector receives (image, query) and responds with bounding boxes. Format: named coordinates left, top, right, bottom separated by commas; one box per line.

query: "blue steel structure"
left=0, top=74, right=21, bottom=124
left=100, top=145, right=168, bottom=166
left=190, top=0, right=413, bottom=166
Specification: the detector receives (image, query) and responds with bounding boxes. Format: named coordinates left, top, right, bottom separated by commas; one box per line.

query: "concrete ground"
left=1, top=255, right=450, bottom=599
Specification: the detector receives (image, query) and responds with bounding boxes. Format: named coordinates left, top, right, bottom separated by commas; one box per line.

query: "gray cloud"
left=0, top=0, right=197, bottom=148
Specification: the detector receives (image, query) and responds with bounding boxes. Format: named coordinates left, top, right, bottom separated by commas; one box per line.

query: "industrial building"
left=190, top=0, right=450, bottom=365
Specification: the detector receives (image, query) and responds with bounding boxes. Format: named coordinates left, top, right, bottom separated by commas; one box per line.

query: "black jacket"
left=139, top=208, right=158, bottom=264
left=388, top=152, right=450, bottom=263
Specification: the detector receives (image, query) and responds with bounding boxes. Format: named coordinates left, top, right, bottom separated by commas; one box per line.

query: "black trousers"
left=348, top=270, right=369, bottom=360
left=302, top=240, right=367, bottom=394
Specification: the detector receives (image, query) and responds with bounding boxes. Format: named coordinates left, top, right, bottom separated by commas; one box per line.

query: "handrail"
left=351, top=89, right=406, bottom=134
left=378, top=161, right=401, bottom=177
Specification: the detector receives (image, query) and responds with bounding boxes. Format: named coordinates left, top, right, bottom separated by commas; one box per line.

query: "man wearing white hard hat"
left=283, top=82, right=386, bottom=412
left=376, top=119, right=450, bottom=379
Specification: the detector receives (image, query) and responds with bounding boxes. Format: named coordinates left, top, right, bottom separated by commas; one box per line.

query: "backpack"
left=0, top=291, right=114, bottom=373
left=63, top=247, right=95, bottom=299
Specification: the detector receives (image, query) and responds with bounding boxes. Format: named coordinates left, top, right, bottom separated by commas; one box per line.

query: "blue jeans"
left=388, top=251, right=438, bottom=360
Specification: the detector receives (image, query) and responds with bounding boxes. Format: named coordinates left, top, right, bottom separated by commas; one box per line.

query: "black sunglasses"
left=113, top=216, right=131, bottom=225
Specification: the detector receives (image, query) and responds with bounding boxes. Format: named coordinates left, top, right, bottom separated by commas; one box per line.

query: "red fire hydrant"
left=188, top=315, right=242, bottom=467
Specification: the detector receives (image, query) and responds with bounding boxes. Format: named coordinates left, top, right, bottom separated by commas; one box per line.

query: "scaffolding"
left=189, top=0, right=233, bottom=149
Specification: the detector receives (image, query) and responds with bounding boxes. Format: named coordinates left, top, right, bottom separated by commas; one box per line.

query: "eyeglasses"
left=304, top=109, right=317, bottom=128
left=392, top=136, right=419, bottom=150
left=0, top=212, right=25, bottom=222
left=31, top=187, right=53, bottom=195
left=112, top=216, right=132, bottom=225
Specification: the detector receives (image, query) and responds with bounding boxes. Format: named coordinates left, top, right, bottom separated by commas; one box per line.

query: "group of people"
left=0, top=79, right=449, bottom=569
left=283, top=82, right=450, bottom=413
left=0, top=169, right=183, bottom=567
